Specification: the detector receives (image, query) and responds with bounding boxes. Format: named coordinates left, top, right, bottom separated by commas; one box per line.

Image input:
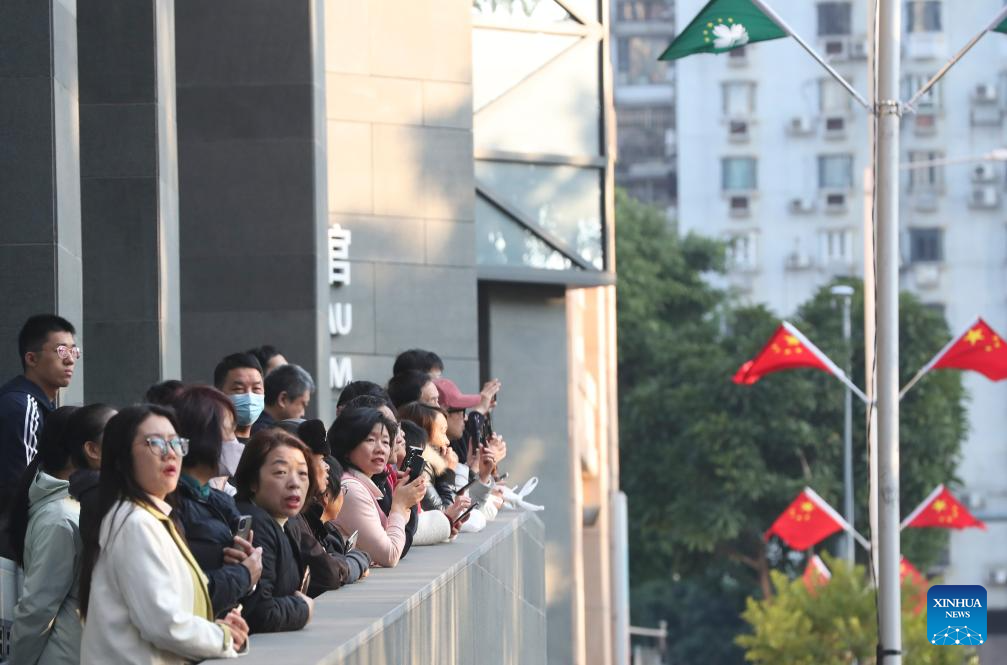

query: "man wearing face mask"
left=213, top=353, right=265, bottom=444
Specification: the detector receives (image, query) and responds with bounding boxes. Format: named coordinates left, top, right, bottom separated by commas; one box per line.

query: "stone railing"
left=207, top=511, right=546, bottom=665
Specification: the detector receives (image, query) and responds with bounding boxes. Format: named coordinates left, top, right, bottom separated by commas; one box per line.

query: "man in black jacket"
left=0, top=314, right=78, bottom=511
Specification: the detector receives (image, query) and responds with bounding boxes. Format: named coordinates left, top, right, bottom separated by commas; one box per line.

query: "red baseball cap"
left=434, top=378, right=481, bottom=410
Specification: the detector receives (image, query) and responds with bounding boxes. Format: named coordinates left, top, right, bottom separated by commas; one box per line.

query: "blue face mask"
left=231, top=392, right=265, bottom=427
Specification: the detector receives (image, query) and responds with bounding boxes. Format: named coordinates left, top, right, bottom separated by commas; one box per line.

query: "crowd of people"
left=0, top=314, right=511, bottom=664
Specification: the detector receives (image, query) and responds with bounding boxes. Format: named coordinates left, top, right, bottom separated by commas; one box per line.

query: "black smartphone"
left=404, top=446, right=425, bottom=482
left=451, top=503, right=478, bottom=527
left=300, top=568, right=311, bottom=595
left=457, top=477, right=479, bottom=495
left=235, top=515, right=252, bottom=542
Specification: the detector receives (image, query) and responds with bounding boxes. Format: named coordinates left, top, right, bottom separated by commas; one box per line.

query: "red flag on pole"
left=764, top=488, right=854, bottom=550
left=901, top=484, right=986, bottom=530
left=900, top=556, right=927, bottom=614
left=802, top=554, right=832, bottom=593
left=901, top=317, right=1007, bottom=397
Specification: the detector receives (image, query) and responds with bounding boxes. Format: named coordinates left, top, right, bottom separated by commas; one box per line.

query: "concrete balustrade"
left=206, top=511, right=546, bottom=665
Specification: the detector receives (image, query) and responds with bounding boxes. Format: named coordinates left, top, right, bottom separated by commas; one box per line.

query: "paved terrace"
left=207, top=511, right=546, bottom=665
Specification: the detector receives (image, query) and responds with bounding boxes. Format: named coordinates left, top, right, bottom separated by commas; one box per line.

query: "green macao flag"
left=659, top=0, right=789, bottom=61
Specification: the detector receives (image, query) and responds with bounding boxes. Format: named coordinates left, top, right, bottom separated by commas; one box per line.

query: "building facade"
left=676, top=0, right=1007, bottom=629
left=0, top=1, right=623, bottom=663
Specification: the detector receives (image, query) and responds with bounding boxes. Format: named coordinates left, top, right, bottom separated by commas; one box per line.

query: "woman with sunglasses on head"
left=232, top=428, right=317, bottom=634
left=79, top=405, right=247, bottom=664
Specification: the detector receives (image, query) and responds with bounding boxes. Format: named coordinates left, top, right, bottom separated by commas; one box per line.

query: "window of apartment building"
left=901, top=73, right=940, bottom=110
left=622, top=173, right=676, bottom=208
left=616, top=36, right=672, bottom=85
left=819, top=78, right=852, bottom=113
left=617, top=0, right=674, bottom=21
left=909, top=227, right=943, bottom=262
left=722, top=81, right=756, bottom=116
left=722, top=157, right=757, bottom=191
left=617, top=106, right=673, bottom=163
left=817, top=2, right=852, bottom=36
left=820, top=229, right=853, bottom=264
left=905, top=0, right=941, bottom=33
left=907, top=151, right=944, bottom=191
left=818, top=155, right=853, bottom=189
left=726, top=232, right=758, bottom=270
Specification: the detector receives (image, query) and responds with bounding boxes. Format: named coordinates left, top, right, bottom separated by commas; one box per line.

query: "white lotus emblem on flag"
left=712, top=23, right=749, bottom=49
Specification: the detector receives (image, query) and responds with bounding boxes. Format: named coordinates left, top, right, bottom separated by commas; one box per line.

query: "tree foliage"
left=738, top=556, right=978, bottom=665
left=616, top=191, right=969, bottom=662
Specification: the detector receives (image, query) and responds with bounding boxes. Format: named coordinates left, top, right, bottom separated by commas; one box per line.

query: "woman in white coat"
left=78, top=404, right=248, bottom=664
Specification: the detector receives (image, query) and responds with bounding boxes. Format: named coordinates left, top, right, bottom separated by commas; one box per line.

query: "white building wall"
left=676, top=0, right=1007, bottom=608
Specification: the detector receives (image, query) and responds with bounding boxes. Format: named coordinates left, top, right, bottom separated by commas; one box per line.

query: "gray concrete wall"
left=205, top=511, right=546, bottom=665
left=78, top=0, right=181, bottom=406
left=482, top=284, right=582, bottom=665
left=174, top=0, right=330, bottom=417
left=323, top=0, right=478, bottom=409
left=0, top=0, right=84, bottom=404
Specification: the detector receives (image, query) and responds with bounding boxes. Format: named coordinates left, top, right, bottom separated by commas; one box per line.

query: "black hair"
left=386, top=370, right=432, bottom=408
left=399, top=419, right=428, bottom=450
left=392, top=349, right=443, bottom=376
left=342, top=394, right=394, bottom=412
left=297, top=419, right=330, bottom=457
left=18, top=314, right=76, bottom=371
left=264, top=364, right=315, bottom=406
left=323, top=455, right=343, bottom=498
left=213, top=352, right=263, bottom=389
left=247, top=345, right=284, bottom=371
left=8, top=406, right=79, bottom=566
left=80, top=404, right=178, bottom=617
left=326, top=407, right=395, bottom=471
left=335, top=381, right=389, bottom=410
left=65, top=403, right=117, bottom=471
left=144, top=379, right=185, bottom=406
left=171, top=385, right=236, bottom=470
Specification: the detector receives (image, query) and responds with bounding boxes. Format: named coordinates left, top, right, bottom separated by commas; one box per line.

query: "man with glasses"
left=0, top=314, right=79, bottom=510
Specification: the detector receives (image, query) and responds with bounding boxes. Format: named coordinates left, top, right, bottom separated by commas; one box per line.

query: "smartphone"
left=451, top=503, right=478, bottom=527
left=346, top=530, right=359, bottom=550
left=495, top=472, right=509, bottom=483
left=457, top=477, right=479, bottom=495
left=404, top=446, right=425, bottom=482
left=234, top=515, right=252, bottom=542
left=300, top=568, right=311, bottom=595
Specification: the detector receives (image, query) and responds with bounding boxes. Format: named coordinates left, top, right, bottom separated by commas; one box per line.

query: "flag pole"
left=899, top=484, right=945, bottom=530
left=782, top=322, right=870, bottom=403
left=905, top=5, right=1007, bottom=111
left=804, top=487, right=871, bottom=551
left=749, top=0, right=870, bottom=110
left=898, top=316, right=981, bottom=399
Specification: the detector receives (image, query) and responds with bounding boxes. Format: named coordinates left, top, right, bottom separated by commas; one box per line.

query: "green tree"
left=616, top=191, right=968, bottom=662
left=737, top=556, right=978, bottom=665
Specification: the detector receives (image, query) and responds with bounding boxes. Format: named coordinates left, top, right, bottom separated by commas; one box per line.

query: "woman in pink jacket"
left=327, top=407, right=425, bottom=567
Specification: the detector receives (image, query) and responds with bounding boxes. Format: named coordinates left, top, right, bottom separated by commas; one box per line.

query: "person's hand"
left=218, top=609, right=249, bottom=652
left=242, top=547, right=263, bottom=587
left=443, top=493, right=471, bottom=522
left=222, top=534, right=253, bottom=565
left=475, top=379, right=501, bottom=415
left=360, top=567, right=370, bottom=579
left=392, top=474, right=426, bottom=514
left=487, top=433, right=507, bottom=463
left=442, top=445, right=459, bottom=471
left=478, top=449, right=497, bottom=483
left=295, top=591, right=315, bottom=622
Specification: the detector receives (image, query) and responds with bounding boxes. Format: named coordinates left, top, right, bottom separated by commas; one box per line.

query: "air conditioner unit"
left=990, top=568, right=1007, bottom=587
left=849, top=38, right=869, bottom=60
left=969, top=185, right=1000, bottom=209
left=728, top=194, right=751, bottom=216
left=972, top=162, right=996, bottom=183
left=824, top=116, right=846, bottom=137
left=914, top=112, right=937, bottom=135
left=824, top=192, right=848, bottom=211
left=786, top=252, right=813, bottom=269
left=787, top=115, right=814, bottom=136
left=823, top=38, right=848, bottom=60
left=974, top=83, right=998, bottom=104
left=727, top=46, right=747, bottom=67
left=789, top=197, right=816, bottom=214
left=914, top=263, right=940, bottom=289
left=728, top=119, right=750, bottom=142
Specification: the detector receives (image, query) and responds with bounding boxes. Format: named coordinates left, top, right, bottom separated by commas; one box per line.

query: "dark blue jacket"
left=250, top=411, right=277, bottom=435
left=173, top=476, right=253, bottom=617
left=234, top=500, right=309, bottom=634
left=0, top=376, right=55, bottom=510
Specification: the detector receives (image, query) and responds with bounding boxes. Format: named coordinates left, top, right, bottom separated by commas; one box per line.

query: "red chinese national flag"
left=733, top=322, right=836, bottom=385
left=928, top=317, right=1007, bottom=381
left=900, top=556, right=925, bottom=587
left=802, top=554, right=832, bottom=593
left=764, top=488, right=850, bottom=550
left=901, top=484, right=986, bottom=530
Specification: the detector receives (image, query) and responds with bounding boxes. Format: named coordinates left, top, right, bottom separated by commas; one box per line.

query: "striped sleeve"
left=22, top=396, right=40, bottom=466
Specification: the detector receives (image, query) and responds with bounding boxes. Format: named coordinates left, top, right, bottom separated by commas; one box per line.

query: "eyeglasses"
left=144, top=436, right=189, bottom=459
left=52, top=345, right=82, bottom=360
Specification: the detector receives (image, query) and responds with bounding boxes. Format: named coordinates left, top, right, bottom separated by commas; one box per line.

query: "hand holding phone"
left=235, top=515, right=253, bottom=542
left=451, top=503, right=478, bottom=528
left=346, top=530, right=359, bottom=550
left=299, top=568, right=311, bottom=595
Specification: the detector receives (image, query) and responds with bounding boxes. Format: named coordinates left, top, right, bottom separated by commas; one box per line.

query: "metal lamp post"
left=831, top=284, right=856, bottom=566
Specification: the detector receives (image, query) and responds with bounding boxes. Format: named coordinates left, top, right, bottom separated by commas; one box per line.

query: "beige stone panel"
left=422, top=81, right=472, bottom=130
left=331, top=213, right=425, bottom=264
left=324, top=0, right=370, bottom=75
left=424, top=218, right=475, bottom=267
left=427, top=0, right=472, bottom=83
left=372, top=124, right=424, bottom=217
left=326, top=73, right=423, bottom=125
left=368, top=0, right=431, bottom=80
left=327, top=120, right=372, bottom=214
left=421, top=128, right=474, bottom=221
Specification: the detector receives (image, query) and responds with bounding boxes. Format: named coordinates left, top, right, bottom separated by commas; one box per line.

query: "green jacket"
left=10, top=471, right=82, bottom=665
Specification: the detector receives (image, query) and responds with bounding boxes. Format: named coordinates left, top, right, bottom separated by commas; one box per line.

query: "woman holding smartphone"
left=233, top=428, right=317, bottom=633
left=79, top=405, right=247, bottom=664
